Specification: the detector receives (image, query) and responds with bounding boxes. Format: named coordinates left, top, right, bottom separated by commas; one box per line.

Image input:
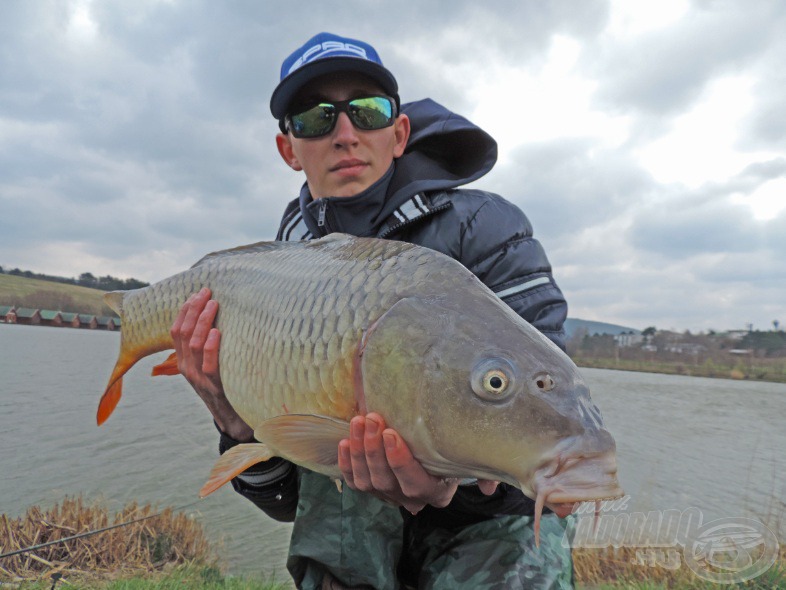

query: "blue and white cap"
left=270, top=32, right=399, bottom=120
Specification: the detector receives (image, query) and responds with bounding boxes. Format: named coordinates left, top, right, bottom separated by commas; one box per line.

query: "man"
left=172, top=32, right=573, bottom=589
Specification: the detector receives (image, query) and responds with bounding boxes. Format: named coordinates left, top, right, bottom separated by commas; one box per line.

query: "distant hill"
left=565, top=318, right=640, bottom=338
left=0, top=273, right=116, bottom=317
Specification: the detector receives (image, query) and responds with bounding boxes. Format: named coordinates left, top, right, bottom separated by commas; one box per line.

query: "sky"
left=1, top=0, right=784, bottom=333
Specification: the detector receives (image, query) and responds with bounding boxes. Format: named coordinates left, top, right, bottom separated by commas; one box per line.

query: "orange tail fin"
left=97, top=348, right=147, bottom=425
left=152, top=352, right=180, bottom=376
left=97, top=378, right=124, bottom=426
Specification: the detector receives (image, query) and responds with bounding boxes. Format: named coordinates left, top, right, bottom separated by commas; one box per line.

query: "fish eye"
left=471, top=359, right=515, bottom=402
left=484, top=370, right=508, bottom=393
left=533, top=372, right=555, bottom=392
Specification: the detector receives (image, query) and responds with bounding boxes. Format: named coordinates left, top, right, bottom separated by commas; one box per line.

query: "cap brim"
left=270, top=57, right=398, bottom=120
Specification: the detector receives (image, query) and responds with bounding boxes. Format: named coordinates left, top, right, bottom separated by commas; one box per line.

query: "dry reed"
left=573, top=543, right=785, bottom=588
left=0, top=495, right=212, bottom=583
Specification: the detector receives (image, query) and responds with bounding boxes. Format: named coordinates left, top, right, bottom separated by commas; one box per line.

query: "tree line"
left=0, top=267, right=149, bottom=291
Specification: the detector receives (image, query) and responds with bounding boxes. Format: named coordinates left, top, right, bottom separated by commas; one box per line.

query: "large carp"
left=98, top=233, right=622, bottom=537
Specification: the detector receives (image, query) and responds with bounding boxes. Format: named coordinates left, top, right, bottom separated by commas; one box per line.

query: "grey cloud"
left=589, top=1, right=784, bottom=116
left=630, top=199, right=762, bottom=258
left=2, top=0, right=785, bottom=331
left=489, top=138, right=653, bottom=240
left=628, top=159, right=786, bottom=258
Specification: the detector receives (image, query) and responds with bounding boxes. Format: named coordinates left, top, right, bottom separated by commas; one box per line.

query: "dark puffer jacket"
left=219, top=98, right=568, bottom=526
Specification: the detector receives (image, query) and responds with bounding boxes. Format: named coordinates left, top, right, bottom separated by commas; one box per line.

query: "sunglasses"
left=285, top=95, right=397, bottom=138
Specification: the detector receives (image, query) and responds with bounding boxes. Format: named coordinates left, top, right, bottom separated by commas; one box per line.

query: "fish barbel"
left=98, top=233, right=622, bottom=539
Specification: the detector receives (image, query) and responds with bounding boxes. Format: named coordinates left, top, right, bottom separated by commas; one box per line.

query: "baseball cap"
left=270, top=32, right=399, bottom=122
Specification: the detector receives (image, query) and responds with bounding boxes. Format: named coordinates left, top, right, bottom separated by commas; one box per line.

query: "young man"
left=172, top=33, right=573, bottom=589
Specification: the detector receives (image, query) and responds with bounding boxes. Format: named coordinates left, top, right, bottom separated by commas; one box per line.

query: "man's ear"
left=393, top=114, right=411, bottom=158
left=276, top=133, right=303, bottom=171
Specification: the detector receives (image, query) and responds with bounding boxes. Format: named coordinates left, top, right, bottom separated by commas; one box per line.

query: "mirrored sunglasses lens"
left=348, top=97, right=394, bottom=130
left=291, top=103, right=336, bottom=137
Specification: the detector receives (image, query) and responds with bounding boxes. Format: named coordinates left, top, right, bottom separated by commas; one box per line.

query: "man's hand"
left=337, top=413, right=499, bottom=514
left=171, top=288, right=254, bottom=442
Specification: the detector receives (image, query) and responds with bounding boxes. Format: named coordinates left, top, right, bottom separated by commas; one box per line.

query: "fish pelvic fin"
left=199, top=443, right=275, bottom=498
left=151, top=352, right=180, bottom=376
left=255, top=414, right=351, bottom=476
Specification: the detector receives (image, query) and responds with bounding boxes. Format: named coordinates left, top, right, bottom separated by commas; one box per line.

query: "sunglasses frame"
left=285, top=95, right=398, bottom=139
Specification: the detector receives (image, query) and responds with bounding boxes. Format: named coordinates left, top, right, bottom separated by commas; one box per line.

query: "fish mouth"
left=529, top=451, right=623, bottom=546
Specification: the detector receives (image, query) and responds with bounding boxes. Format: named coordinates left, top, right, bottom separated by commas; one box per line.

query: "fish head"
left=360, top=292, right=623, bottom=510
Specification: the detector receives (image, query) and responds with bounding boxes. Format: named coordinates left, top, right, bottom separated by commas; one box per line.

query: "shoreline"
left=575, top=356, right=786, bottom=384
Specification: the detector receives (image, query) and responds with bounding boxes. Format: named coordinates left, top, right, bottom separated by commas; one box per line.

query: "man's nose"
left=332, top=112, right=359, bottom=145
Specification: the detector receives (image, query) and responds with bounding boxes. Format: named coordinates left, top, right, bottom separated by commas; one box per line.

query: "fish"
left=98, top=233, right=622, bottom=540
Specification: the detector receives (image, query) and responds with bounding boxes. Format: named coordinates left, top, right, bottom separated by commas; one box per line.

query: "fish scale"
left=98, top=233, right=622, bottom=537
left=99, top=235, right=433, bottom=428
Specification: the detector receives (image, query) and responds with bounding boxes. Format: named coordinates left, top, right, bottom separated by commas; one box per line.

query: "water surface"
left=1, top=324, right=783, bottom=581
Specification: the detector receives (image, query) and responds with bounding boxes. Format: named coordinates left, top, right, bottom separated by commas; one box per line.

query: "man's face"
left=276, top=72, right=410, bottom=199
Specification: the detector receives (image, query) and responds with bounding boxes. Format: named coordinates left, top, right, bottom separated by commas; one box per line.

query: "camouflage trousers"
left=287, top=469, right=574, bottom=590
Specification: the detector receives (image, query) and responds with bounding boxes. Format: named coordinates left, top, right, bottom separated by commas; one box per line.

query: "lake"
left=1, top=323, right=784, bottom=582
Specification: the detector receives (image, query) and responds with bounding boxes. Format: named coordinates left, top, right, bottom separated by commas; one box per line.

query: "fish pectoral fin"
left=199, top=443, right=275, bottom=498
left=151, top=352, right=180, bottom=376
left=256, top=414, right=351, bottom=471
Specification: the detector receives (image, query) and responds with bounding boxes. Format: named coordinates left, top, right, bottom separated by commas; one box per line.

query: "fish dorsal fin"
left=255, top=414, right=351, bottom=476
left=199, top=443, right=275, bottom=497
left=190, top=240, right=287, bottom=268
left=104, top=291, right=124, bottom=315
left=191, top=234, right=355, bottom=268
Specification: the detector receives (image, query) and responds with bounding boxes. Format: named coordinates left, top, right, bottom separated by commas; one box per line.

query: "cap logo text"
left=288, top=42, right=368, bottom=75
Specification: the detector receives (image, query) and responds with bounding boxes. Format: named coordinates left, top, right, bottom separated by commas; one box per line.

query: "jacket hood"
left=386, top=98, right=498, bottom=208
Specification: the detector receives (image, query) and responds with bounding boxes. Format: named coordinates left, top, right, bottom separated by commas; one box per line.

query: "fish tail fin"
left=97, top=287, right=175, bottom=425
left=152, top=352, right=180, bottom=376
left=97, top=346, right=139, bottom=425
left=199, top=443, right=275, bottom=498
left=97, top=377, right=123, bottom=426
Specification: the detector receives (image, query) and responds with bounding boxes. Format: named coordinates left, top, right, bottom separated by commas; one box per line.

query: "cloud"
left=1, top=0, right=784, bottom=331
left=589, top=1, right=780, bottom=117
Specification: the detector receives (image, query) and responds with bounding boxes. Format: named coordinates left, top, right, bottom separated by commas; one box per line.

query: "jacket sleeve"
left=217, top=426, right=299, bottom=522
left=460, top=194, right=568, bottom=350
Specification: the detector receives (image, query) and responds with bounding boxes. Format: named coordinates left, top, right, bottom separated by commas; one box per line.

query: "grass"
left=575, top=356, right=786, bottom=384
left=1, top=497, right=291, bottom=589
left=573, top=546, right=785, bottom=589
left=0, top=274, right=115, bottom=317
left=2, top=496, right=782, bottom=589
left=11, top=564, right=290, bottom=589
left=1, top=497, right=212, bottom=584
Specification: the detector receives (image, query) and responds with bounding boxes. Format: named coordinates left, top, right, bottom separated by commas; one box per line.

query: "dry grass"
left=0, top=496, right=212, bottom=584
left=573, top=539, right=785, bottom=588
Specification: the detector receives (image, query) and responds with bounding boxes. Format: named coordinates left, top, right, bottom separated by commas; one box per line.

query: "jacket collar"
left=278, top=190, right=451, bottom=242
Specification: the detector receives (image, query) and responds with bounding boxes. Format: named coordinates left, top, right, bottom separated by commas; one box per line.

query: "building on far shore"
left=97, top=316, right=119, bottom=331
left=14, top=308, right=41, bottom=325
left=39, top=310, right=63, bottom=327
left=77, top=314, right=98, bottom=329
left=60, top=312, right=80, bottom=328
left=0, top=305, right=15, bottom=323
left=0, top=306, right=120, bottom=331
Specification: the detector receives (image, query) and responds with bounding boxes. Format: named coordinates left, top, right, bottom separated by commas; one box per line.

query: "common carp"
left=98, top=233, right=622, bottom=538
